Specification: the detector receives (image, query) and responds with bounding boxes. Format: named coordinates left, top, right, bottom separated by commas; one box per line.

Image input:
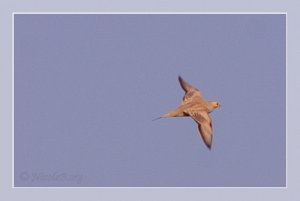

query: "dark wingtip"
left=207, top=143, right=212, bottom=150
left=178, top=75, right=183, bottom=82
left=178, top=75, right=188, bottom=92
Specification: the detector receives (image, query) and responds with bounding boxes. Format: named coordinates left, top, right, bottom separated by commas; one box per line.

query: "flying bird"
left=156, top=76, right=220, bottom=150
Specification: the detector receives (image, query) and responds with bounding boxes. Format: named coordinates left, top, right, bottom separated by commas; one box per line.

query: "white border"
left=12, top=13, right=15, bottom=188
left=12, top=12, right=287, bottom=188
left=12, top=12, right=286, bottom=14
left=285, top=12, right=288, bottom=189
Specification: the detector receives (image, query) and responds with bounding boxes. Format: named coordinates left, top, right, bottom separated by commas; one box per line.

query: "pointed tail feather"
left=152, top=111, right=176, bottom=121
left=153, top=107, right=184, bottom=121
left=152, top=116, right=162, bottom=121
left=152, top=113, right=172, bottom=121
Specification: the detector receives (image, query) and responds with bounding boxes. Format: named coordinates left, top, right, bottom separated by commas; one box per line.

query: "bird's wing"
left=185, top=109, right=213, bottom=149
left=178, top=76, right=203, bottom=104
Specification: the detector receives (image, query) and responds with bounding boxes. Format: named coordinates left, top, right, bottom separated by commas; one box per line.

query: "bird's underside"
left=159, top=76, right=217, bottom=150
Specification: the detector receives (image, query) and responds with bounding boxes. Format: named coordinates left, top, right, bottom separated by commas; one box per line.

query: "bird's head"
left=210, top=101, right=221, bottom=109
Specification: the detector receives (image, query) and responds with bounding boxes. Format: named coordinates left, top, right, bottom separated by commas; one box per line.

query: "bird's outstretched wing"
left=185, top=109, right=213, bottom=149
left=178, top=76, right=203, bottom=104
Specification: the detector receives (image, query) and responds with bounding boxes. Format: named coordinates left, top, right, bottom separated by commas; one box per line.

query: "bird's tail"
left=152, top=108, right=184, bottom=121
left=152, top=116, right=162, bottom=121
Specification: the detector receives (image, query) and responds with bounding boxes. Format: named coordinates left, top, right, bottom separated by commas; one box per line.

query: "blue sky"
left=14, top=14, right=286, bottom=187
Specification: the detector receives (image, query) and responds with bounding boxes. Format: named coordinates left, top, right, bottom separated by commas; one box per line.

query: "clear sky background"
left=14, top=14, right=286, bottom=187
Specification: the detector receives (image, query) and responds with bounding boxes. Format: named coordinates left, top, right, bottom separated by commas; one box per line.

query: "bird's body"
left=158, top=76, right=220, bottom=150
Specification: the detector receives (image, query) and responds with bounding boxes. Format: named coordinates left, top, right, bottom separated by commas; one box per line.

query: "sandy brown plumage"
left=158, top=76, right=220, bottom=150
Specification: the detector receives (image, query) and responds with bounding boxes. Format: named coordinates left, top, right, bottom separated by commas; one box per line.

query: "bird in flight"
left=156, top=76, right=220, bottom=150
